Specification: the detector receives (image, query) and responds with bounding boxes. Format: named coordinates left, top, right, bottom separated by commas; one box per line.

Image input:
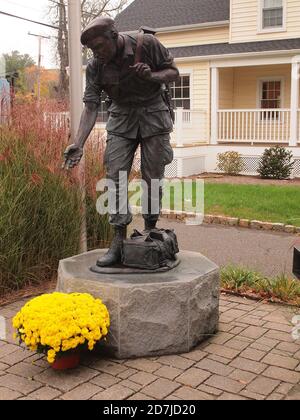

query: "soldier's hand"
left=130, top=63, right=152, bottom=80
left=62, top=144, right=83, bottom=170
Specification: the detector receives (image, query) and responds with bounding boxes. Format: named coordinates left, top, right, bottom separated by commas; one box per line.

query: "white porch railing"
left=218, top=109, right=291, bottom=143
left=44, top=111, right=70, bottom=130
left=43, top=111, right=106, bottom=145
left=171, top=108, right=208, bottom=146
left=44, top=111, right=108, bottom=130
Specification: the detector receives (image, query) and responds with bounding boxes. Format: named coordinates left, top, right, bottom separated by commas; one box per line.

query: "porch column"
left=211, top=66, right=219, bottom=145
left=175, top=107, right=184, bottom=147
left=290, top=58, right=300, bottom=147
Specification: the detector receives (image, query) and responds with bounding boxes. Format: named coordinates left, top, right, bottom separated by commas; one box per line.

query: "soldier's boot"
left=144, top=220, right=157, bottom=232
left=96, top=226, right=127, bottom=267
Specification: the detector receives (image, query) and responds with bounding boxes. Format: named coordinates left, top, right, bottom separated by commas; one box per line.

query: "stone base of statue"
left=57, top=249, right=220, bottom=359
left=90, top=258, right=181, bottom=274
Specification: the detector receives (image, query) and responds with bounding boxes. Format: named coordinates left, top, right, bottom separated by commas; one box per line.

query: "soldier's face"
left=88, top=34, right=117, bottom=64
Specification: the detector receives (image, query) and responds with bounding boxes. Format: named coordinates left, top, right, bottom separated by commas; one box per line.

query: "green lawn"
left=203, top=183, right=300, bottom=226
left=131, top=181, right=300, bottom=225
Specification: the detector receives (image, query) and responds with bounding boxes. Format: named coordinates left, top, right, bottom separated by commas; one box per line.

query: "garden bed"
left=221, top=265, right=300, bottom=308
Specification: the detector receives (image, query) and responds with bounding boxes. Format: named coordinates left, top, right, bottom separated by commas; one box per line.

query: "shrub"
left=217, top=151, right=245, bottom=175
left=258, top=146, right=294, bottom=180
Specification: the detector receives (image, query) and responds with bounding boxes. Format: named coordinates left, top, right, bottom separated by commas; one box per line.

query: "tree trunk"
left=52, top=0, right=129, bottom=98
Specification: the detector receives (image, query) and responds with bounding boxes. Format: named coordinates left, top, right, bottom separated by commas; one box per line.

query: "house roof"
left=115, top=0, right=230, bottom=32
left=169, top=38, right=300, bottom=58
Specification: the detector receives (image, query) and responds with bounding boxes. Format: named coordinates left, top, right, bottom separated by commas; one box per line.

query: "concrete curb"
left=160, top=211, right=300, bottom=235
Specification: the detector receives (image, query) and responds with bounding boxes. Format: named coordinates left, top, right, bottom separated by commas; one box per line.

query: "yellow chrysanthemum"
left=12, top=292, right=110, bottom=364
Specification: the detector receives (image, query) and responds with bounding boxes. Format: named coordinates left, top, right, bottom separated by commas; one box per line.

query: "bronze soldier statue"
left=63, top=17, right=179, bottom=268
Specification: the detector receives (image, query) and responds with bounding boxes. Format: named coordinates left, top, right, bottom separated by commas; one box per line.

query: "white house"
left=84, top=0, right=300, bottom=178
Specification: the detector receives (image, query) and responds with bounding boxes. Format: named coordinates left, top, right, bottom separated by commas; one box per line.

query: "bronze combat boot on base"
left=96, top=226, right=127, bottom=267
left=144, top=220, right=157, bottom=232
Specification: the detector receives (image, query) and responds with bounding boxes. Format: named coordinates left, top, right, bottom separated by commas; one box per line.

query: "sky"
left=0, top=0, right=58, bottom=69
left=0, top=0, right=135, bottom=72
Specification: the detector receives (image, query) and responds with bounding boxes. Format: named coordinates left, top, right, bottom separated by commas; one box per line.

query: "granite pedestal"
left=57, top=249, right=220, bottom=359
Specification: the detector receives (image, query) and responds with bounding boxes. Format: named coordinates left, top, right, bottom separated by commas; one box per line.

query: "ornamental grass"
left=221, top=265, right=300, bottom=306
left=0, top=99, right=112, bottom=296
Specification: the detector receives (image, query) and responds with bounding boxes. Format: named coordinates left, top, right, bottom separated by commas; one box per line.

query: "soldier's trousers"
left=104, top=131, right=174, bottom=227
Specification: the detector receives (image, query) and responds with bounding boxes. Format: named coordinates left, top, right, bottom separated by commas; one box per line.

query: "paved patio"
left=0, top=294, right=299, bottom=400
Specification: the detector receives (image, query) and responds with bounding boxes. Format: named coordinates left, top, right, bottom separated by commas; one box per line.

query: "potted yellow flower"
left=12, top=292, right=110, bottom=370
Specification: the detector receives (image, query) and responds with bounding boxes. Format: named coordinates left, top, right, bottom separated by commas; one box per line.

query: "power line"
left=0, top=10, right=59, bottom=29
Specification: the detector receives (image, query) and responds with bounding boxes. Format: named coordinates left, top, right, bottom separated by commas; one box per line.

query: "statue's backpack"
left=122, top=229, right=179, bottom=270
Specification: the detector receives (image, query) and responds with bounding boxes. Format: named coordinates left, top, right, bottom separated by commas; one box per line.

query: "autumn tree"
left=3, top=51, right=35, bottom=93
left=24, top=66, right=59, bottom=99
left=48, top=0, right=128, bottom=98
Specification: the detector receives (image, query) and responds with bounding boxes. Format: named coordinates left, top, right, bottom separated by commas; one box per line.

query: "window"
left=170, top=75, right=190, bottom=109
left=262, top=0, right=283, bottom=29
left=260, top=80, right=281, bottom=109
left=259, top=79, right=282, bottom=119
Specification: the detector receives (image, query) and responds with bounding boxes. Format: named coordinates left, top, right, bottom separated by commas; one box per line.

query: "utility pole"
left=67, top=0, right=87, bottom=253
left=58, top=0, right=69, bottom=96
left=67, top=0, right=83, bottom=144
left=28, top=32, right=50, bottom=106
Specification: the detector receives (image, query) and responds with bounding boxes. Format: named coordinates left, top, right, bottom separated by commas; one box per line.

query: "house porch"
left=166, top=55, right=300, bottom=177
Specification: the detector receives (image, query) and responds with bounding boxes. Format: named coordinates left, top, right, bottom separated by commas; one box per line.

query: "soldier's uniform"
left=83, top=33, right=177, bottom=227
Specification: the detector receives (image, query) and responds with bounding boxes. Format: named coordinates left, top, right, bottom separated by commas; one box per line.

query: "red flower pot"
left=51, top=352, right=80, bottom=371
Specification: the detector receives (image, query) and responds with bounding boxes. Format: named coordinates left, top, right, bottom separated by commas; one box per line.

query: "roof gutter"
left=121, top=20, right=230, bottom=35
left=82, top=49, right=300, bottom=70
left=173, top=48, right=300, bottom=62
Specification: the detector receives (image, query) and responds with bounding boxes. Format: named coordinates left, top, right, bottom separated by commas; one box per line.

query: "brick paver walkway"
left=0, top=294, right=299, bottom=400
